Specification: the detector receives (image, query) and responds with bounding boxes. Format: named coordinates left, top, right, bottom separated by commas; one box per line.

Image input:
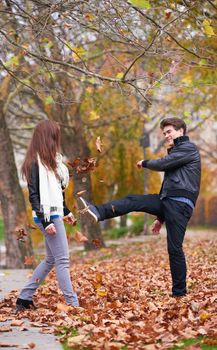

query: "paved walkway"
left=0, top=270, right=62, bottom=350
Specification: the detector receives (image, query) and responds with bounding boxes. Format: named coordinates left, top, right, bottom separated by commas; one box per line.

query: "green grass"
left=105, top=226, right=129, bottom=239
left=171, top=337, right=217, bottom=349
left=129, top=215, right=145, bottom=235
left=105, top=215, right=149, bottom=239
left=0, top=218, right=5, bottom=241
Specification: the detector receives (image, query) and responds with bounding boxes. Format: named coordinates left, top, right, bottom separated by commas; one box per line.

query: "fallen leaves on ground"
left=1, top=234, right=217, bottom=349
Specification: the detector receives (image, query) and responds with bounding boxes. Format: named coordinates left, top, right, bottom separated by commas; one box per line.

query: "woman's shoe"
left=16, top=298, right=35, bottom=312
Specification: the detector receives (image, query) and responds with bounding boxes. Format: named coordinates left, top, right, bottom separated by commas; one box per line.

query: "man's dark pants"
left=96, top=194, right=193, bottom=296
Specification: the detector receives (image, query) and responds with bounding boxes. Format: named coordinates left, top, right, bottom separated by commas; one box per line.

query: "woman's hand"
left=63, top=212, right=77, bottom=226
left=45, top=223, right=56, bottom=235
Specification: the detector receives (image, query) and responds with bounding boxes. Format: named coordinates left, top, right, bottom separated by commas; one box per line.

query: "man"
left=79, top=118, right=201, bottom=297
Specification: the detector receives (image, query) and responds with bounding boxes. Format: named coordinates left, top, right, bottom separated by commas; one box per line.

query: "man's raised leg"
left=79, top=194, right=164, bottom=222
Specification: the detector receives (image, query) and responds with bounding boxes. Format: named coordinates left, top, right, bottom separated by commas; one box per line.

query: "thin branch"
left=8, top=0, right=36, bottom=22
left=0, top=10, right=29, bottom=19
left=128, top=82, right=152, bottom=105
left=123, top=5, right=194, bottom=79
left=3, top=70, right=39, bottom=114
left=122, top=29, right=160, bottom=80
left=130, top=4, right=207, bottom=60
left=206, top=0, right=217, bottom=10
left=0, top=60, right=37, bottom=94
left=0, top=30, right=141, bottom=84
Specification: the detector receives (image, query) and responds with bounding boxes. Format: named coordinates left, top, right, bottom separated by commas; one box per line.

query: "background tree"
left=0, top=0, right=216, bottom=263
left=0, top=97, right=33, bottom=268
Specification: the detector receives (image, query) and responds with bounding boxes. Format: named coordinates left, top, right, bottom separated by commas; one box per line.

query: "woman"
left=16, top=120, right=79, bottom=311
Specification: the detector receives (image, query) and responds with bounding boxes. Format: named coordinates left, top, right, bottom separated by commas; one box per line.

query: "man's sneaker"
left=78, top=197, right=100, bottom=223
left=16, top=298, right=35, bottom=312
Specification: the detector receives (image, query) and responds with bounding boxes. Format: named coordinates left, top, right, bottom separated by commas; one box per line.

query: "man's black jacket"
left=142, top=136, right=201, bottom=205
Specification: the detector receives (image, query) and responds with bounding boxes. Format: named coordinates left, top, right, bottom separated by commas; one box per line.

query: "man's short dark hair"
left=160, top=118, right=187, bottom=135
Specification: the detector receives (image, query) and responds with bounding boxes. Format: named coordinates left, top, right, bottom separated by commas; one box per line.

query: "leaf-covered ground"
left=1, top=231, right=217, bottom=350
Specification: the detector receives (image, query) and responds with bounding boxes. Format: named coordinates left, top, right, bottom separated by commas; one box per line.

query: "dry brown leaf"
left=0, top=343, right=19, bottom=348
left=11, top=320, right=24, bottom=327
left=76, top=158, right=97, bottom=174
left=204, top=339, right=217, bottom=345
left=96, top=136, right=103, bottom=153
left=190, top=301, right=200, bottom=312
left=0, top=326, right=11, bottom=332
left=56, top=303, right=73, bottom=313
left=92, top=239, right=101, bottom=248
left=15, top=228, right=27, bottom=242
left=30, top=322, right=44, bottom=328
left=0, top=316, right=11, bottom=322
left=67, top=335, right=86, bottom=347
left=96, top=272, right=102, bottom=283
left=67, top=158, right=81, bottom=168
left=92, top=272, right=103, bottom=289
left=27, top=223, right=37, bottom=230
left=76, top=190, right=87, bottom=197
left=24, top=256, right=34, bottom=265
left=103, top=342, right=125, bottom=349
left=148, top=302, right=158, bottom=312
left=74, top=231, right=88, bottom=243
left=39, top=328, right=54, bottom=334
left=198, top=327, right=207, bottom=335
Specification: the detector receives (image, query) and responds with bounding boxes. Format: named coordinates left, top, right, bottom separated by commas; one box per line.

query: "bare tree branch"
left=129, top=3, right=208, bottom=60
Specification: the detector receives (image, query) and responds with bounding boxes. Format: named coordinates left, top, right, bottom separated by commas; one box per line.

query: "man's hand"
left=45, top=223, right=56, bottom=235
left=63, top=212, right=77, bottom=226
left=151, top=219, right=162, bottom=235
left=136, top=160, right=144, bottom=169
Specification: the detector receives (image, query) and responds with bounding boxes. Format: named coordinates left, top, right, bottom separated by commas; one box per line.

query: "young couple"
left=16, top=117, right=200, bottom=311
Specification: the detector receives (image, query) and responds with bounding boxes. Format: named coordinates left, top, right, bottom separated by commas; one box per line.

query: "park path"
left=0, top=270, right=62, bottom=350
left=0, top=228, right=216, bottom=349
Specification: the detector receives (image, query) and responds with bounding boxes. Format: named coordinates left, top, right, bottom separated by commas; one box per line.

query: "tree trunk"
left=60, top=112, right=105, bottom=250
left=120, top=215, right=127, bottom=228
left=143, top=147, right=149, bottom=235
left=0, top=103, right=33, bottom=267
left=31, top=10, right=104, bottom=249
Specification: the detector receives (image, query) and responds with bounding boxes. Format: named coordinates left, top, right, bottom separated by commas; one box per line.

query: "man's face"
left=162, top=125, right=184, bottom=147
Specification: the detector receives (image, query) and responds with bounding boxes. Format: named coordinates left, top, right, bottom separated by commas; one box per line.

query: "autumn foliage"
left=1, top=232, right=217, bottom=349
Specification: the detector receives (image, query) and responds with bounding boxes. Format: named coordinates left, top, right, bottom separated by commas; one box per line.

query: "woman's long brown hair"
left=21, top=120, right=61, bottom=183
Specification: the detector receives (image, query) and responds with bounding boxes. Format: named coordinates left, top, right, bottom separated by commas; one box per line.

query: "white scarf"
left=38, top=153, right=69, bottom=221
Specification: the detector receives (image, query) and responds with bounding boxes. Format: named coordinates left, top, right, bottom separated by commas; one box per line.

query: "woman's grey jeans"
left=19, top=217, right=79, bottom=306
